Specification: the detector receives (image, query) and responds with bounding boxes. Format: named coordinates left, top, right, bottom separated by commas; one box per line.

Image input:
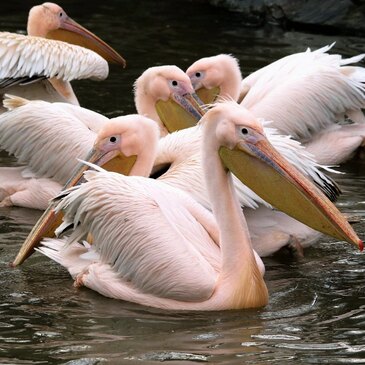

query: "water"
left=0, top=1, right=365, bottom=364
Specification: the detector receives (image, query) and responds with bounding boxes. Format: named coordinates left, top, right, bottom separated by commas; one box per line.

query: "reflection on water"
left=0, top=1, right=365, bottom=364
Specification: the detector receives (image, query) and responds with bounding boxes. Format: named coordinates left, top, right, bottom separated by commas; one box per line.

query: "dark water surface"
left=1, top=1, right=365, bottom=364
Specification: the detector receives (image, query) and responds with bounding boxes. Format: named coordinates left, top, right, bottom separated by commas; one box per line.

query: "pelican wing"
left=0, top=32, right=109, bottom=84
left=241, top=45, right=365, bottom=140
left=240, top=44, right=337, bottom=96
left=0, top=75, right=47, bottom=89
left=0, top=97, right=97, bottom=184
left=54, top=169, right=220, bottom=302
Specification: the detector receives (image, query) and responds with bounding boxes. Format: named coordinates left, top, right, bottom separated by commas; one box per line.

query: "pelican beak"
left=196, top=86, right=220, bottom=105
left=73, top=147, right=137, bottom=180
left=12, top=148, right=136, bottom=266
left=155, top=92, right=205, bottom=133
left=219, top=131, right=363, bottom=250
left=46, top=16, right=126, bottom=67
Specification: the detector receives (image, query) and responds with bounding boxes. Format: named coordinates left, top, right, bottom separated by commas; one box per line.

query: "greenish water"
left=0, top=1, right=365, bottom=364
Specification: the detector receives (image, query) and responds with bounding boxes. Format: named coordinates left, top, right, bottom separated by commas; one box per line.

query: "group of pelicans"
left=0, top=2, right=364, bottom=310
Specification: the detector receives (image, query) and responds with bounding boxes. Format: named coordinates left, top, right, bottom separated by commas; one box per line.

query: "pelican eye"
left=59, top=12, right=63, bottom=17
left=195, top=72, right=201, bottom=78
left=241, top=128, right=248, bottom=135
left=109, top=136, right=117, bottom=143
left=172, top=80, right=178, bottom=87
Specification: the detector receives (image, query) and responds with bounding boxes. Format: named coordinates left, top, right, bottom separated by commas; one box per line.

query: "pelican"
left=35, top=102, right=362, bottom=310
left=154, top=123, right=341, bottom=257
left=0, top=95, right=161, bottom=209
left=134, top=65, right=203, bottom=137
left=0, top=2, right=126, bottom=109
left=186, top=46, right=365, bottom=165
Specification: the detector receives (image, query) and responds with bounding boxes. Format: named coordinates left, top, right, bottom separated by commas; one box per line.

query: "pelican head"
left=186, top=54, right=242, bottom=104
left=201, top=101, right=363, bottom=250
left=134, top=65, right=204, bottom=136
left=82, top=114, right=160, bottom=178
left=12, top=114, right=159, bottom=266
left=27, top=2, right=126, bottom=67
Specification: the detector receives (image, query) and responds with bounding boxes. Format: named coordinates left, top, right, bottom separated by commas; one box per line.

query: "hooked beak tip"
left=359, top=240, right=364, bottom=251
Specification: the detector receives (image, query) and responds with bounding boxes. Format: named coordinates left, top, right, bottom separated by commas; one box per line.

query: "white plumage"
left=0, top=32, right=108, bottom=82
left=0, top=96, right=103, bottom=185
left=0, top=166, right=61, bottom=210
left=304, top=123, right=365, bottom=165
left=54, top=170, right=222, bottom=302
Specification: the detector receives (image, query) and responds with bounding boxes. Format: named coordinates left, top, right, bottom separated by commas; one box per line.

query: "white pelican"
left=0, top=2, right=126, bottom=109
left=186, top=46, right=365, bottom=165
left=154, top=123, right=342, bottom=257
left=0, top=95, right=161, bottom=209
left=35, top=102, right=362, bottom=310
left=134, top=65, right=203, bottom=137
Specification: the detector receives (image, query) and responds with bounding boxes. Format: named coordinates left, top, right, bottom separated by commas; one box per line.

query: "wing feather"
left=241, top=45, right=365, bottom=140
left=0, top=98, right=97, bottom=183
left=0, top=32, right=109, bottom=85
left=55, top=170, right=219, bottom=302
left=244, top=69, right=365, bottom=140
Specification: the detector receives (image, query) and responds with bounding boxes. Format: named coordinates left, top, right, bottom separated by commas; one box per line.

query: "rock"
left=208, top=0, right=365, bottom=34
